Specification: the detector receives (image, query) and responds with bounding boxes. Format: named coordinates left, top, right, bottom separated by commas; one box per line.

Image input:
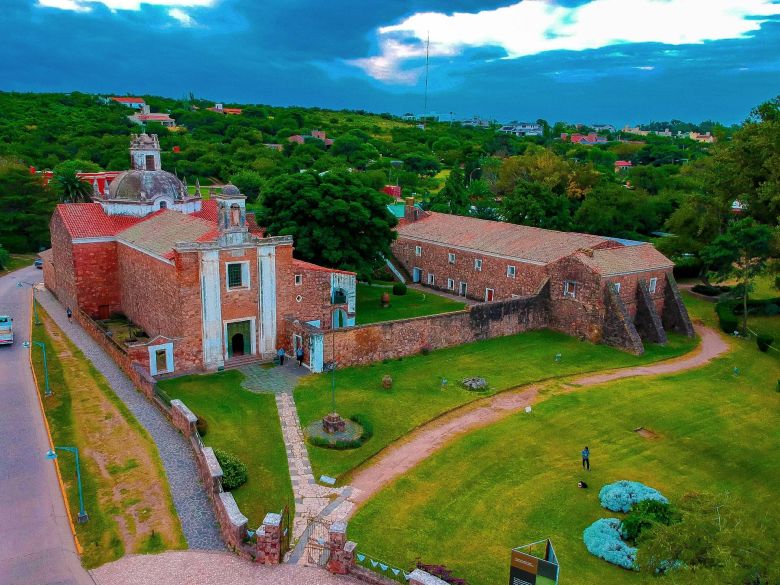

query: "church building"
left=43, top=134, right=356, bottom=376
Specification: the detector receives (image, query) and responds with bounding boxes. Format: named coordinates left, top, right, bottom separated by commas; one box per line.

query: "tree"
left=0, top=164, right=57, bottom=252
left=710, top=96, right=780, bottom=226
left=53, top=159, right=101, bottom=176
left=0, top=244, right=9, bottom=271
left=54, top=171, right=93, bottom=203
left=501, top=180, right=573, bottom=230
left=229, top=170, right=265, bottom=201
left=639, top=492, right=780, bottom=584
left=260, top=171, right=397, bottom=279
left=701, top=218, right=774, bottom=333
left=429, top=168, right=469, bottom=214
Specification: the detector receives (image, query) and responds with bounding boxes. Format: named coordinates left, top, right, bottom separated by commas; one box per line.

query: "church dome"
left=108, top=169, right=185, bottom=201
left=221, top=184, right=241, bottom=196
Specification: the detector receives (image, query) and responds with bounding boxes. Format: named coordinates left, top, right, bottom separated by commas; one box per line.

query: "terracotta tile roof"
left=575, top=244, right=673, bottom=275
left=117, top=211, right=214, bottom=259
left=111, top=97, right=144, bottom=104
left=192, top=200, right=265, bottom=236
left=397, top=212, right=611, bottom=264
left=56, top=203, right=143, bottom=238
left=292, top=259, right=355, bottom=276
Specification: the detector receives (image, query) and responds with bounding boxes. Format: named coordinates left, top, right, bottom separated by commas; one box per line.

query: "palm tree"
left=55, top=171, right=94, bottom=203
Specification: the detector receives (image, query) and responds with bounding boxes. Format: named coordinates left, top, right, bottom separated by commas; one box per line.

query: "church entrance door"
left=231, top=333, right=245, bottom=357
left=226, top=320, right=252, bottom=359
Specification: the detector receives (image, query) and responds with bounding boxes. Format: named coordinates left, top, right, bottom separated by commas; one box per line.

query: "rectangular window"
left=415, top=245, right=422, bottom=257
left=447, top=278, right=455, bottom=290
left=485, top=288, right=494, bottom=302
left=507, top=265, right=516, bottom=278
left=427, top=273, right=435, bottom=285
left=448, top=253, right=456, bottom=264
left=613, top=282, right=621, bottom=293
left=226, top=262, right=249, bottom=290
left=563, top=280, right=577, bottom=299
left=474, top=258, right=482, bottom=271
left=649, top=277, right=657, bottom=293
left=295, top=274, right=303, bottom=286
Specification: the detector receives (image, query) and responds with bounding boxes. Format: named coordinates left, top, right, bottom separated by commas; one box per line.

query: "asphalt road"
left=0, top=266, right=94, bottom=585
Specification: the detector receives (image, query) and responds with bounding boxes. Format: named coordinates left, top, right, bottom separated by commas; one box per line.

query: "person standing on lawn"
left=277, top=346, right=285, bottom=366
left=581, top=446, right=590, bottom=471
left=296, top=346, right=304, bottom=367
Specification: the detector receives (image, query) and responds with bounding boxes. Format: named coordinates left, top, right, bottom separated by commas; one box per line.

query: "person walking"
left=581, top=446, right=590, bottom=471
left=296, top=346, right=305, bottom=367
left=277, top=347, right=285, bottom=366
left=66, top=307, right=72, bottom=323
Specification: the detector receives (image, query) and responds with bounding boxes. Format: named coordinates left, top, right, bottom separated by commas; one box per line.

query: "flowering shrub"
left=583, top=518, right=637, bottom=570
left=599, top=481, right=668, bottom=513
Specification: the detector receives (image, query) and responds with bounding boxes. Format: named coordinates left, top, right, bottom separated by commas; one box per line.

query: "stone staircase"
left=222, top=354, right=266, bottom=370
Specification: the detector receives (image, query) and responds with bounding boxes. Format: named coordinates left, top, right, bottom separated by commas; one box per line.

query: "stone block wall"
left=72, top=241, right=121, bottom=318
left=321, top=289, right=549, bottom=367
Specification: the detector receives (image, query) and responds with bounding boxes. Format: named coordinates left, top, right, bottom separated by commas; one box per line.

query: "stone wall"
left=321, top=285, right=550, bottom=367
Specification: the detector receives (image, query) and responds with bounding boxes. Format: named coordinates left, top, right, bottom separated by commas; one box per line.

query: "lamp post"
left=16, top=281, right=40, bottom=325
left=46, top=447, right=88, bottom=523
left=24, top=340, right=52, bottom=396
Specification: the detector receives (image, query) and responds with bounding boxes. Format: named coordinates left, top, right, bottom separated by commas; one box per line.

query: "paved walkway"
left=406, top=282, right=480, bottom=306
left=241, top=361, right=307, bottom=395
left=0, top=267, right=94, bottom=585
left=91, top=551, right=360, bottom=585
left=347, top=324, right=729, bottom=506
left=36, top=289, right=223, bottom=550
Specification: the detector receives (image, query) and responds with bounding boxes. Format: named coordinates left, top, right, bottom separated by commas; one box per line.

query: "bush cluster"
left=309, top=414, right=373, bottom=450
left=214, top=448, right=248, bottom=491
left=620, top=500, right=679, bottom=542
left=756, top=334, right=774, bottom=352
left=691, top=284, right=730, bottom=296
left=392, top=282, right=407, bottom=296
left=599, top=481, right=668, bottom=513
left=583, top=518, right=637, bottom=570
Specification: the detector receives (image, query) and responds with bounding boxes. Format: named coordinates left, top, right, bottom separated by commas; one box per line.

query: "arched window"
left=230, top=203, right=241, bottom=226
left=159, top=200, right=167, bottom=209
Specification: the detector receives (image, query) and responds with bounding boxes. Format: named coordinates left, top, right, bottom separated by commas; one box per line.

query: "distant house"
left=687, top=131, right=716, bottom=143
left=288, top=130, right=334, bottom=147
left=129, top=112, right=176, bottom=128
left=592, top=124, right=615, bottom=133
left=615, top=160, right=633, bottom=173
left=499, top=122, right=543, bottom=137
left=622, top=125, right=650, bottom=136
left=461, top=116, right=492, bottom=128
left=561, top=132, right=607, bottom=145
left=111, top=96, right=145, bottom=110
left=208, top=103, right=243, bottom=115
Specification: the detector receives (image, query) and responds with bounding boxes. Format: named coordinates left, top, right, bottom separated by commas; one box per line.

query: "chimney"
left=404, top=197, right=417, bottom=222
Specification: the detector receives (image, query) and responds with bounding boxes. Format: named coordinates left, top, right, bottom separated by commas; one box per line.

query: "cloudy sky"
left=3, top=0, right=780, bottom=124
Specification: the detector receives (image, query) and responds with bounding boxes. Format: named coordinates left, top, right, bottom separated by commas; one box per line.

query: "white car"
left=0, top=316, right=14, bottom=345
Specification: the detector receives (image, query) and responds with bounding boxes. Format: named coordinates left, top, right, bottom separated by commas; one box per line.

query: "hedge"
left=392, top=282, right=407, bottom=296
left=599, top=481, right=668, bottom=513
left=583, top=518, right=637, bottom=570
left=757, top=334, right=774, bottom=352
left=213, top=448, right=248, bottom=490
left=620, top=500, right=679, bottom=542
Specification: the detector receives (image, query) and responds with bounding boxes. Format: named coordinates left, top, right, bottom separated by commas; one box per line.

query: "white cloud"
left=352, top=0, right=780, bottom=83
left=36, top=0, right=215, bottom=24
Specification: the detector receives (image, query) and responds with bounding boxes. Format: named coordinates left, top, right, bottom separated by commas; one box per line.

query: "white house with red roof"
left=110, top=96, right=146, bottom=109
left=43, top=134, right=355, bottom=376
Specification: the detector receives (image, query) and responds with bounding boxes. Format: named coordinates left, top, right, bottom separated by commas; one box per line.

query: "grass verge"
left=158, top=370, right=293, bottom=527
left=348, top=297, right=780, bottom=585
left=31, top=308, right=185, bottom=568
left=295, top=329, right=698, bottom=481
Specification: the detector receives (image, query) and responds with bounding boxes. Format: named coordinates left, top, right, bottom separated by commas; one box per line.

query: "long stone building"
left=391, top=199, right=693, bottom=353
left=43, top=134, right=356, bottom=375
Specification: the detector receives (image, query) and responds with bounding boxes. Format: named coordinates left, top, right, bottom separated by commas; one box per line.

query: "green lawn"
left=348, top=296, right=780, bottom=585
left=356, top=283, right=466, bottom=324
left=295, top=330, right=698, bottom=482
left=158, top=371, right=292, bottom=527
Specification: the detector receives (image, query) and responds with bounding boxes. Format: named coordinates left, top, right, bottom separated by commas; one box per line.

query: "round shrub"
left=583, top=518, right=637, bottom=570
left=620, top=500, right=678, bottom=542
left=756, top=334, right=774, bottom=352
left=213, top=448, right=248, bottom=491
left=392, top=282, right=407, bottom=296
left=599, top=481, right=668, bottom=513
left=195, top=415, right=208, bottom=437
left=691, top=284, right=721, bottom=297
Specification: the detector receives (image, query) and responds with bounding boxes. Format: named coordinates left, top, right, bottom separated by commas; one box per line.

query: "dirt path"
left=348, top=324, right=728, bottom=505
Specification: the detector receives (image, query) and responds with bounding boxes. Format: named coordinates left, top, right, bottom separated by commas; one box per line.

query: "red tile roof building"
left=391, top=204, right=693, bottom=354
left=43, top=135, right=355, bottom=376
left=110, top=96, right=145, bottom=109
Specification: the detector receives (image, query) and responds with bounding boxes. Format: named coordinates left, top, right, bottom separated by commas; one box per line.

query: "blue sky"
left=3, top=0, right=780, bottom=124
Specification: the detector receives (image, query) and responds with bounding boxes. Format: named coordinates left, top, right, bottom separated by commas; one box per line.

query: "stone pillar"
left=326, top=520, right=356, bottom=575
left=200, top=249, right=224, bottom=369
left=256, top=512, right=282, bottom=564
left=258, top=245, right=278, bottom=356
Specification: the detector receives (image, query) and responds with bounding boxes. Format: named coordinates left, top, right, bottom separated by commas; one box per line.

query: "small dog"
left=578, top=480, right=588, bottom=489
